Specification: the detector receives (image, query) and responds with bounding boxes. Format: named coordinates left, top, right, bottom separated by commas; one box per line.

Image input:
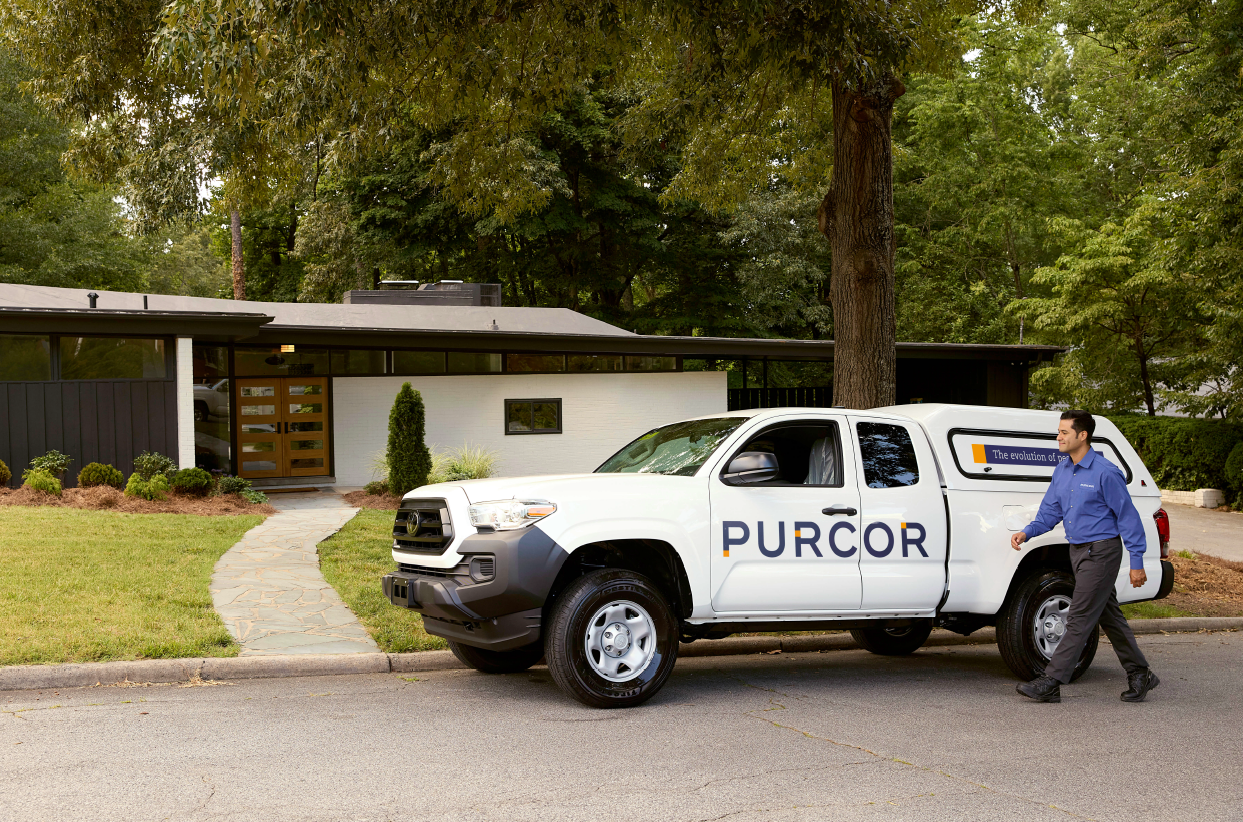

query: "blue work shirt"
left=1021, top=448, right=1148, bottom=570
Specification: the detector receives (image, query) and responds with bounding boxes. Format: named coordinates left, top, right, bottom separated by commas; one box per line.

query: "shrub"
left=364, top=479, right=390, bottom=496
left=241, top=488, right=269, bottom=505
left=22, top=469, right=62, bottom=496
left=132, top=450, right=178, bottom=481
left=1225, top=442, right=1243, bottom=504
left=387, top=383, right=432, bottom=496
left=428, top=444, right=499, bottom=484
left=0, top=458, right=10, bottom=487
left=1108, top=416, right=1243, bottom=492
left=77, top=462, right=125, bottom=489
left=125, top=472, right=170, bottom=501
left=171, top=467, right=214, bottom=497
left=216, top=475, right=252, bottom=495
left=30, top=449, right=72, bottom=477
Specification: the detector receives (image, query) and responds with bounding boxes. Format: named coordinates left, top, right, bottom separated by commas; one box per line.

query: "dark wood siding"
left=0, top=380, right=177, bottom=487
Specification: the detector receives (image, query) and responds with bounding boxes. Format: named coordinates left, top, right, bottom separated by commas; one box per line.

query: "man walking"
left=1010, top=410, right=1159, bottom=703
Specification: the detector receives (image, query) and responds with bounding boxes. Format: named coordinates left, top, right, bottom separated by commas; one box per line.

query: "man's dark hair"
left=1060, top=410, right=1095, bottom=443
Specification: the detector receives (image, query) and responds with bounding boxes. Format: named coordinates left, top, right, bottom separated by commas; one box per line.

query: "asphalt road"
left=3, top=632, right=1240, bottom=822
left=1164, top=503, right=1243, bottom=562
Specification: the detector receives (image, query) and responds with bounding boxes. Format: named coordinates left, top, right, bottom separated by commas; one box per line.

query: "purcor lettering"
left=723, top=521, right=749, bottom=557
left=901, top=522, right=927, bottom=557
left=863, top=522, right=895, bottom=558
left=829, top=521, right=857, bottom=558
left=793, top=522, right=822, bottom=557
left=721, top=520, right=928, bottom=560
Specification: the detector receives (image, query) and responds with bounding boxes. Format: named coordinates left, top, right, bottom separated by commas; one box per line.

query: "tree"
left=387, top=383, right=432, bottom=497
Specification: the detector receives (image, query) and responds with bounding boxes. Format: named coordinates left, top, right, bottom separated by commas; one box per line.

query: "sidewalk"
left=209, top=490, right=377, bottom=655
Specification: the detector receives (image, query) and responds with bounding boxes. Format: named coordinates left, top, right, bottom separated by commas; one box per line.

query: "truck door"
left=848, top=417, right=948, bottom=611
left=710, top=418, right=863, bottom=613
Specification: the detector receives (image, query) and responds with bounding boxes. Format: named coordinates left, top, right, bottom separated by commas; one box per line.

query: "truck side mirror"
left=722, top=451, right=781, bottom=485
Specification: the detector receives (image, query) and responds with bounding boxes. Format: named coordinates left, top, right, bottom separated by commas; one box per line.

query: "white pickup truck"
left=382, top=404, right=1174, bottom=708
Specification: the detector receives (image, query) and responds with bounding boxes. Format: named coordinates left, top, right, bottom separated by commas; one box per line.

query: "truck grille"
left=393, top=499, right=454, bottom=555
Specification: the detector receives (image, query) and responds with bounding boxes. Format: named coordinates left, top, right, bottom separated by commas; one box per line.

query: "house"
left=0, top=283, right=1062, bottom=488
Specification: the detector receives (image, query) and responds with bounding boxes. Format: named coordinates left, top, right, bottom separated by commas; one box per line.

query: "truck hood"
left=410, top=472, right=681, bottom=505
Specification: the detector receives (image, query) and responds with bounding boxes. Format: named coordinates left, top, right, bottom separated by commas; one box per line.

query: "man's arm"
left=1011, top=476, right=1063, bottom=550
left=1104, top=469, right=1148, bottom=579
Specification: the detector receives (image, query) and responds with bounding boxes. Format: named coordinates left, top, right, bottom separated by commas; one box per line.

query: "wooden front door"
left=235, top=377, right=330, bottom=479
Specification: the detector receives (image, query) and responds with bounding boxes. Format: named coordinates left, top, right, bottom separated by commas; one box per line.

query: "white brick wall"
left=331, top=371, right=728, bottom=486
left=175, top=337, right=195, bottom=468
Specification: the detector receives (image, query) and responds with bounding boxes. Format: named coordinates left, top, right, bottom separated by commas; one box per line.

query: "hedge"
left=1107, top=415, right=1243, bottom=497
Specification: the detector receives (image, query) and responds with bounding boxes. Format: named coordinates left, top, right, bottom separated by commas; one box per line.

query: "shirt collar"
left=1076, top=448, right=1097, bottom=469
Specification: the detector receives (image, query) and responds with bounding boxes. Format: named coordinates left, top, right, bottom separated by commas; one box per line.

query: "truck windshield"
left=596, top=418, right=744, bottom=476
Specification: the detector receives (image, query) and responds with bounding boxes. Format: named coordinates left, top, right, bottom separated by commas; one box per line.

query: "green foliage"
left=1108, top=416, right=1243, bottom=492
left=363, top=480, right=390, bottom=496
left=30, top=449, right=71, bottom=477
left=428, top=445, right=499, bottom=485
left=22, top=468, right=61, bottom=496
left=132, top=451, right=177, bottom=482
left=171, top=467, right=214, bottom=497
left=216, top=475, right=252, bottom=495
left=387, top=383, right=431, bottom=496
left=1224, top=443, right=1243, bottom=502
left=77, top=462, right=125, bottom=489
left=125, top=472, right=170, bottom=501
left=240, top=488, right=268, bottom=505
left=0, top=458, right=10, bottom=486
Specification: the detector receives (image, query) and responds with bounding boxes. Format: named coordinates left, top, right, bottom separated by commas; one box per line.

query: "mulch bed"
left=0, top=485, right=277, bottom=516
left=1164, top=551, right=1243, bottom=616
left=341, top=490, right=403, bottom=510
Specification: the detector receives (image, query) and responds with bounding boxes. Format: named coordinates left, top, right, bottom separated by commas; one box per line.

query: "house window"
left=567, top=354, right=622, bottom=372
left=330, top=349, right=387, bottom=375
left=234, top=346, right=328, bottom=376
left=625, top=356, right=677, bottom=371
left=0, top=334, right=51, bottom=381
left=393, top=350, right=446, bottom=375
left=506, top=399, right=562, bottom=434
left=59, top=337, right=168, bottom=379
left=506, top=354, right=565, bottom=372
left=449, top=352, right=502, bottom=373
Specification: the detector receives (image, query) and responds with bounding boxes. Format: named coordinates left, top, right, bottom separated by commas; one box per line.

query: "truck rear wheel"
left=545, top=568, right=679, bottom=709
left=448, top=640, right=544, bottom=674
left=850, top=620, right=933, bottom=656
left=997, top=569, right=1098, bottom=682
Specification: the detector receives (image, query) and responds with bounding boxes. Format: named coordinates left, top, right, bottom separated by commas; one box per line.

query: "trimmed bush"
left=22, top=469, right=62, bottom=496
left=171, top=467, right=214, bottom=497
left=216, top=475, right=252, bottom=496
left=1108, top=416, right=1243, bottom=493
left=30, top=449, right=72, bottom=477
left=125, top=472, right=170, bottom=501
left=77, top=462, right=125, bottom=489
left=132, top=451, right=178, bottom=481
left=387, top=383, right=432, bottom=496
left=1225, top=442, right=1243, bottom=502
left=364, top=480, right=390, bottom=496
left=0, top=458, right=10, bottom=487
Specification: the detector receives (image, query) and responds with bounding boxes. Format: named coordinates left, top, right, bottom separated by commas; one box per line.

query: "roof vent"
left=87, top=292, right=98, bottom=308
left=344, top=282, right=503, bottom=307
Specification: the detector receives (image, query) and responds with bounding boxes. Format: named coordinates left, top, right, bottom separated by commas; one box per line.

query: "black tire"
left=850, top=619, right=934, bottom=656
left=545, top=568, right=679, bottom=709
left=448, top=640, right=544, bottom=674
left=997, top=568, right=1098, bottom=682
left=193, top=401, right=209, bottom=422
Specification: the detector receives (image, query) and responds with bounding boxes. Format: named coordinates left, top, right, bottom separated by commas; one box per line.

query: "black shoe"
left=1121, top=669, right=1159, bottom=702
left=1017, top=675, right=1061, bottom=702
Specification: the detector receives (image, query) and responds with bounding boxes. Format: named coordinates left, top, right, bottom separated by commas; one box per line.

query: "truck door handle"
left=822, top=506, right=857, bottom=516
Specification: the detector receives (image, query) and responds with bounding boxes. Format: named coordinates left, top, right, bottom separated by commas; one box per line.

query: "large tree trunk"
left=818, top=73, right=904, bottom=409
left=230, top=208, right=246, bottom=301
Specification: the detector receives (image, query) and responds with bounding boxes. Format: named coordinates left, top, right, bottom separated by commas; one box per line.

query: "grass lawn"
left=0, top=508, right=263, bottom=667
left=318, top=508, right=448, bottom=653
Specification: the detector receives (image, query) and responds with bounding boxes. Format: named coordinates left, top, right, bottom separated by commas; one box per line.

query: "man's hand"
left=1130, top=569, right=1147, bottom=588
left=1011, top=531, right=1027, bottom=551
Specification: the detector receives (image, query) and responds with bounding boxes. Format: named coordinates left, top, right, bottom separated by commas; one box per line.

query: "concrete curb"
left=4, top=617, right=1239, bottom=692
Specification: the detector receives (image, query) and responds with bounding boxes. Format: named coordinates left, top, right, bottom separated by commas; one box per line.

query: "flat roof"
left=0, top=284, right=1066, bottom=362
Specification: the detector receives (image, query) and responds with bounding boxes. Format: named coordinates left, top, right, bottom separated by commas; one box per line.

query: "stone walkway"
left=210, top=491, right=380, bottom=655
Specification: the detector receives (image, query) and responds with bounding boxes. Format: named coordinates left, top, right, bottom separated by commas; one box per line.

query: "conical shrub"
left=387, top=383, right=432, bottom=496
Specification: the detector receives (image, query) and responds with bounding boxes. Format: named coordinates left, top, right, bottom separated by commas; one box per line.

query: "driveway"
left=1164, top=503, right=1243, bottom=562
left=2, top=632, right=1239, bottom=822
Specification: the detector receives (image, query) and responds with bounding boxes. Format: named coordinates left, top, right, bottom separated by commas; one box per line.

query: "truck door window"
left=723, top=423, right=843, bottom=486
left=856, top=422, right=920, bottom=488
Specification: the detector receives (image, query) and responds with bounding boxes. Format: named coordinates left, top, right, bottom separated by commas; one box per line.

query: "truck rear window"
left=857, top=422, right=920, bottom=488
left=596, top=418, right=744, bottom=476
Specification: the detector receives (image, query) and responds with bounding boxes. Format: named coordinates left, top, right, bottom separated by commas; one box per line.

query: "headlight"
left=468, top=500, right=557, bottom=531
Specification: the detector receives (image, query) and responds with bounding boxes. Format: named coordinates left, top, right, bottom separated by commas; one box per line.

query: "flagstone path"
left=210, top=492, right=380, bottom=655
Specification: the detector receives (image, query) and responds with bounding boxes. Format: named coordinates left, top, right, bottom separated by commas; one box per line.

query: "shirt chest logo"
left=1079, top=483, right=1095, bottom=489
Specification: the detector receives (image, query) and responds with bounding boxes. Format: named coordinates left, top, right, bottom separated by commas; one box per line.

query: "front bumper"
left=382, top=525, right=568, bottom=651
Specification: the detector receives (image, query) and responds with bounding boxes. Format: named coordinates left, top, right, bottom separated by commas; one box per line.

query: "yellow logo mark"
left=972, top=443, right=987, bottom=464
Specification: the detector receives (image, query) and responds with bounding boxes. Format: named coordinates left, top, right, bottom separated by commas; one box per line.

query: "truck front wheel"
left=997, top=569, right=1098, bottom=682
left=545, top=568, right=679, bottom=709
left=448, top=640, right=544, bottom=674
left=850, top=620, right=933, bottom=656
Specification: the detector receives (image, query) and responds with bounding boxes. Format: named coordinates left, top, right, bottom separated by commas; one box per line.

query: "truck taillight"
left=1153, top=508, right=1170, bottom=559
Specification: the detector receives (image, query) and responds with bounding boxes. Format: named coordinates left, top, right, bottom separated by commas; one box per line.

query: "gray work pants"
left=1044, top=536, right=1149, bottom=684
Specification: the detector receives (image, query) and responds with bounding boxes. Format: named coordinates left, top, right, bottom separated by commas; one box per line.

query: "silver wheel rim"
left=584, top=599, right=657, bottom=683
left=1033, top=594, right=1072, bottom=659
